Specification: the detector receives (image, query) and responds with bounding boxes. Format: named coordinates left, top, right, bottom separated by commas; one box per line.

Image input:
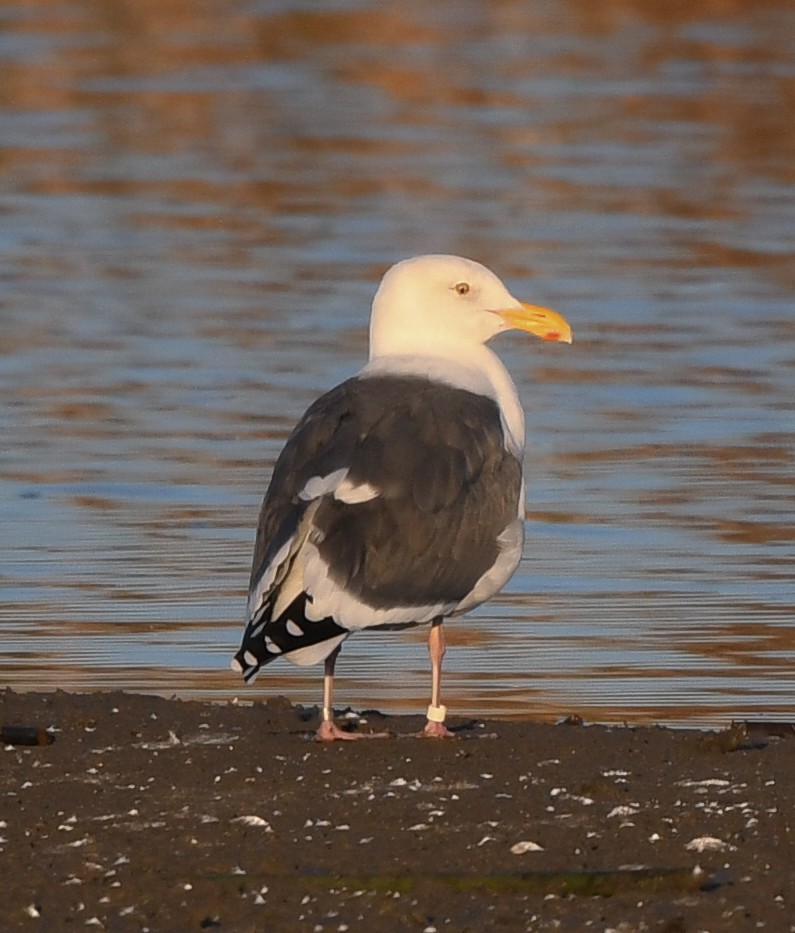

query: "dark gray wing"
left=316, top=376, right=522, bottom=608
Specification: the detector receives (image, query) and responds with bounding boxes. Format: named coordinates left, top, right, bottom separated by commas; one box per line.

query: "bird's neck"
left=478, top=347, right=526, bottom=458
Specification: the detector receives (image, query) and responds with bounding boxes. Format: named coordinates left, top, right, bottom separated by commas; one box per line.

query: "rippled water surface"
left=1, top=0, right=793, bottom=725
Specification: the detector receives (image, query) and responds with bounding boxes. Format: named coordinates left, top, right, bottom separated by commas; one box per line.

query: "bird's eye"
left=453, top=282, right=470, bottom=296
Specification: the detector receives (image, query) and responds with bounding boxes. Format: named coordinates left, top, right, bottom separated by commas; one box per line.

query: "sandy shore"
left=1, top=689, right=793, bottom=931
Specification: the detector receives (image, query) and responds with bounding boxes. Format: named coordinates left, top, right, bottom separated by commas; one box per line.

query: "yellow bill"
left=498, top=302, right=573, bottom=344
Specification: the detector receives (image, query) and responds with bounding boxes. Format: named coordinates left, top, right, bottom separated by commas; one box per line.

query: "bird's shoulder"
left=280, top=374, right=507, bottom=492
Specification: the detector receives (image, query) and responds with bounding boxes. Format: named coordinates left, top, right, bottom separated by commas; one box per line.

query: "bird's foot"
left=314, top=720, right=362, bottom=741
left=421, top=720, right=455, bottom=739
left=314, top=720, right=389, bottom=742
left=420, top=703, right=454, bottom=738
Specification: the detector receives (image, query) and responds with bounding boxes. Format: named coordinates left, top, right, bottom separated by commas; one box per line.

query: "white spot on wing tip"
left=243, top=650, right=258, bottom=666
left=264, top=636, right=282, bottom=654
left=286, top=619, right=303, bottom=638
left=230, top=658, right=243, bottom=672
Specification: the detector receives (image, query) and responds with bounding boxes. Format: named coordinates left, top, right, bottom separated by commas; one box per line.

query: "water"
left=1, top=0, right=793, bottom=726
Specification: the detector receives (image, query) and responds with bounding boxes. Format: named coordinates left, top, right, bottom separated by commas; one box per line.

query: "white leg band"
left=426, top=704, right=447, bottom=723
left=322, top=707, right=333, bottom=722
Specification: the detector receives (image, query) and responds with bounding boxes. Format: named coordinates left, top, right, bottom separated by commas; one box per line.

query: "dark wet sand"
left=1, top=690, right=793, bottom=931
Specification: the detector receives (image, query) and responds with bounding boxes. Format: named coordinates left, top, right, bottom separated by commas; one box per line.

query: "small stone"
left=510, top=840, right=544, bottom=854
left=230, top=815, right=272, bottom=829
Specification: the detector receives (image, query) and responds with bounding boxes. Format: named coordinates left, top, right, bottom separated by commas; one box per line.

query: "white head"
left=369, top=254, right=572, bottom=361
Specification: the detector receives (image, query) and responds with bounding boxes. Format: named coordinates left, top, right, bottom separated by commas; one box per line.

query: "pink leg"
left=422, top=619, right=454, bottom=738
left=314, top=645, right=387, bottom=742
